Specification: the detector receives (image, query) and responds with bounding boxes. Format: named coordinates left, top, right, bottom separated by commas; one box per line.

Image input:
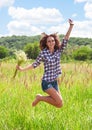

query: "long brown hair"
left=40, top=32, right=61, bottom=50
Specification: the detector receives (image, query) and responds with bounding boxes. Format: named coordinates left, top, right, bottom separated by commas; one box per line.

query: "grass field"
left=0, top=61, right=92, bottom=130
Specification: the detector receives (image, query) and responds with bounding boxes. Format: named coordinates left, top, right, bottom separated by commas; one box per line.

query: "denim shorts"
left=41, top=80, right=59, bottom=91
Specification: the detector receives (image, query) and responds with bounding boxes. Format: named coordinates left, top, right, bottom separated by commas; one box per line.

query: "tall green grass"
left=0, top=61, right=92, bottom=130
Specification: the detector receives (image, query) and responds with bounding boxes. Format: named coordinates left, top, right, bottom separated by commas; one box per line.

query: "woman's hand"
left=16, top=65, right=23, bottom=71
left=16, top=64, right=34, bottom=71
left=12, top=65, right=23, bottom=79
left=69, top=19, right=74, bottom=26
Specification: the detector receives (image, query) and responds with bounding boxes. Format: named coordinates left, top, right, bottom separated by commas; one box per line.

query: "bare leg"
left=32, top=94, right=42, bottom=106
left=32, top=87, right=63, bottom=108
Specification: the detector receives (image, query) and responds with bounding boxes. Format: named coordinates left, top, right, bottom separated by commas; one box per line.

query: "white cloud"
left=84, top=2, right=92, bottom=19
left=71, top=20, right=92, bottom=38
left=8, top=6, right=63, bottom=25
left=7, top=6, right=64, bottom=36
left=72, top=13, right=77, bottom=18
left=6, top=6, right=92, bottom=38
left=74, top=0, right=92, bottom=19
left=45, top=20, right=92, bottom=38
left=0, top=0, right=15, bottom=8
left=73, top=0, right=92, bottom=38
left=7, top=20, right=42, bottom=36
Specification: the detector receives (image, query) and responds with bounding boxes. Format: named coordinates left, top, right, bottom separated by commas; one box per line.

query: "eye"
left=47, top=40, right=55, bottom=43
left=52, top=40, right=55, bottom=42
left=47, top=40, right=50, bottom=43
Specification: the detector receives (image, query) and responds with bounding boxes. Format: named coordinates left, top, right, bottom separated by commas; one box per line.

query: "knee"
left=56, top=99, right=63, bottom=108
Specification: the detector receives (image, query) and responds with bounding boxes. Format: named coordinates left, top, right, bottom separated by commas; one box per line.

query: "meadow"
left=0, top=61, right=92, bottom=130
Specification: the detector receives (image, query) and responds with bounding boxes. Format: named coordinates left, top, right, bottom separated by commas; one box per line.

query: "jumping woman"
left=17, top=19, right=74, bottom=108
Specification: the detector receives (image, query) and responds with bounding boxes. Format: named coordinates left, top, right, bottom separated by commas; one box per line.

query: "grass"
left=0, top=61, right=92, bottom=130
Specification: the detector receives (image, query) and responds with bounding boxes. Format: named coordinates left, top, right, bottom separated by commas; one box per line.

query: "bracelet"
left=70, top=23, right=74, bottom=25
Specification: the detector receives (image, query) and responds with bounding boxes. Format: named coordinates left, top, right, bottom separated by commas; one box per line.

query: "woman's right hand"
left=16, top=65, right=23, bottom=71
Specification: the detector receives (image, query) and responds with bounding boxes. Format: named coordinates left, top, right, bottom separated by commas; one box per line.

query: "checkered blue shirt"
left=32, top=39, right=68, bottom=82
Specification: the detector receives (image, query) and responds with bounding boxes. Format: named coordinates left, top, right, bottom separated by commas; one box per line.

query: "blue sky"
left=0, top=0, right=92, bottom=38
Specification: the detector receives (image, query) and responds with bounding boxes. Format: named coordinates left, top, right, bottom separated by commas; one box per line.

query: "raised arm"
left=64, top=19, right=74, bottom=40
left=60, top=19, right=74, bottom=51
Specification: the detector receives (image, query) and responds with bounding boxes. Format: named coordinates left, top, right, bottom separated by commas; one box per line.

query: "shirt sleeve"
left=32, top=51, right=44, bottom=68
left=60, top=39, right=68, bottom=52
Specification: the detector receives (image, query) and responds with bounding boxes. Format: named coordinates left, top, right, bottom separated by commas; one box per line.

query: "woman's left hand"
left=69, top=19, right=74, bottom=26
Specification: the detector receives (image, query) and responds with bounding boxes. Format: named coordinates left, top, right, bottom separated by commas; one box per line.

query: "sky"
left=0, top=0, right=92, bottom=38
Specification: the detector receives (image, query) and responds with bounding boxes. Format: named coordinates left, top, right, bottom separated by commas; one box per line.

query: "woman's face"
left=46, top=36, right=55, bottom=50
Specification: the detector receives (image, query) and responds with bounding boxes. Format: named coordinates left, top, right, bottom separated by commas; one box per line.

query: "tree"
left=32, top=42, right=40, bottom=59
left=24, top=43, right=34, bottom=59
left=0, top=46, right=9, bottom=59
left=73, top=46, right=92, bottom=61
left=24, top=42, right=40, bottom=59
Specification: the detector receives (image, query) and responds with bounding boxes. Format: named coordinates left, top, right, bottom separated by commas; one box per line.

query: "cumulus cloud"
left=7, top=20, right=42, bottom=36
left=7, top=6, right=63, bottom=36
left=8, top=6, right=63, bottom=24
left=6, top=6, right=92, bottom=38
left=84, top=2, right=92, bottom=19
left=72, top=0, right=92, bottom=38
left=71, top=20, right=92, bottom=38
left=46, top=20, right=92, bottom=38
left=0, top=0, right=15, bottom=8
left=74, top=0, right=92, bottom=19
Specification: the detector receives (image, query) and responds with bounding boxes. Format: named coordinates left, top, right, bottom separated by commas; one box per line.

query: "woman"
left=17, top=19, right=74, bottom=108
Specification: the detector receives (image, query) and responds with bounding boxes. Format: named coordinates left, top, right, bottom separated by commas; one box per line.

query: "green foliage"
left=0, top=35, right=92, bottom=61
left=61, top=44, right=74, bottom=61
left=69, top=37, right=92, bottom=47
left=89, top=50, right=92, bottom=60
left=72, top=46, right=92, bottom=61
left=0, top=35, right=40, bottom=50
left=0, top=35, right=92, bottom=50
left=24, top=43, right=34, bottom=59
left=0, top=46, right=9, bottom=59
left=24, top=42, right=40, bottom=59
left=32, top=42, right=40, bottom=59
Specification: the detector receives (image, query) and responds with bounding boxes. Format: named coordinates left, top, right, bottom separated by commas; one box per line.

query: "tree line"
left=0, top=35, right=92, bottom=61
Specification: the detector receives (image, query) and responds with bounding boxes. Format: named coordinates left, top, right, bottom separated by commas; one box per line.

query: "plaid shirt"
left=32, top=39, right=68, bottom=82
